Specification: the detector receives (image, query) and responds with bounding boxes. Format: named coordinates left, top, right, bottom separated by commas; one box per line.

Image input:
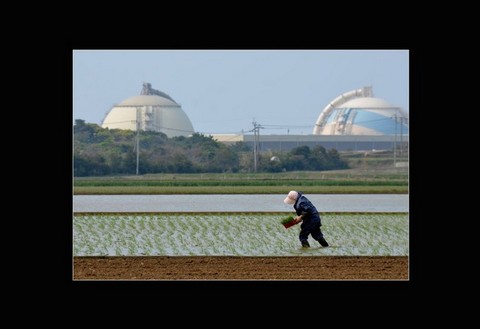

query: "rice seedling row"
left=73, top=214, right=408, bottom=256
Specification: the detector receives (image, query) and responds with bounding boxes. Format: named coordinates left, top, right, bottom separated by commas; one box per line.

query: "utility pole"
left=136, top=107, right=140, bottom=175
left=252, top=120, right=263, bottom=173
left=393, top=113, right=397, bottom=168
left=399, top=116, right=404, bottom=158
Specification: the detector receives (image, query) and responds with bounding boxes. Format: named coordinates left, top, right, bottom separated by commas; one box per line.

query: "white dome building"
left=313, top=86, right=408, bottom=135
left=101, top=83, right=194, bottom=138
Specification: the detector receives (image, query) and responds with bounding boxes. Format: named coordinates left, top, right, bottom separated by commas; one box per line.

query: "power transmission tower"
left=399, top=116, right=405, bottom=158
left=393, top=112, right=408, bottom=167
left=393, top=113, right=407, bottom=163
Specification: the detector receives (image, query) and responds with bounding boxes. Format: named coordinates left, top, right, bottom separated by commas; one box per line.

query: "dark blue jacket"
left=293, top=192, right=322, bottom=227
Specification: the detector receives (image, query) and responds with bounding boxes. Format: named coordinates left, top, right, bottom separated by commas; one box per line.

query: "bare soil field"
left=73, top=256, right=408, bottom=280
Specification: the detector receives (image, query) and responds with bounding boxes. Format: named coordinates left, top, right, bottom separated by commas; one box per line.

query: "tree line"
left=73, top=120, right=348, bottom=176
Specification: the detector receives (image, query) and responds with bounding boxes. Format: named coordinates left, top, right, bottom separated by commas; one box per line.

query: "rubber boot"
left=318, top=237, right=329, bottom=247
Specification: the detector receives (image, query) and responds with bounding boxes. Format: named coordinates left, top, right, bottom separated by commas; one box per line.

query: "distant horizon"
left=73, top=50, right=409, bottom=135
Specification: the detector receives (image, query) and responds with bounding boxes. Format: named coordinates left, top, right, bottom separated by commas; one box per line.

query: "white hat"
left=283, top=191, right=298, bottom=205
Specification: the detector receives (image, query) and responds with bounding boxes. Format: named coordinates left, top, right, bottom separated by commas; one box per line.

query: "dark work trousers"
left=299, top=221, right=328, bottom=247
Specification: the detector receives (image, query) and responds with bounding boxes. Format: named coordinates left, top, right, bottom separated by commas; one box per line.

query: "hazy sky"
left=73, top=49, right=409, bottom=135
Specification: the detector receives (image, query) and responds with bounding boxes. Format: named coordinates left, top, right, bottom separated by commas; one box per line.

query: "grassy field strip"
left=73, top=186, right=408, bottom=195
left=73, top=214, right=408, bottom=257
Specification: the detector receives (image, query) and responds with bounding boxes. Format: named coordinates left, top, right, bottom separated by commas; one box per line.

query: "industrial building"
left=100, top=84, right=408, bottom=152
left=313, top=86, right=408, bottom=136
left=212, top=86, right=408, bottom=152
left=101, top=83, right=194, bottom=138
left=212, top=133, right=407, bottom=152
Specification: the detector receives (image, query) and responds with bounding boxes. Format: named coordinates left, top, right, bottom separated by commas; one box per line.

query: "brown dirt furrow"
left=73, top=256, right=408, bottom=280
